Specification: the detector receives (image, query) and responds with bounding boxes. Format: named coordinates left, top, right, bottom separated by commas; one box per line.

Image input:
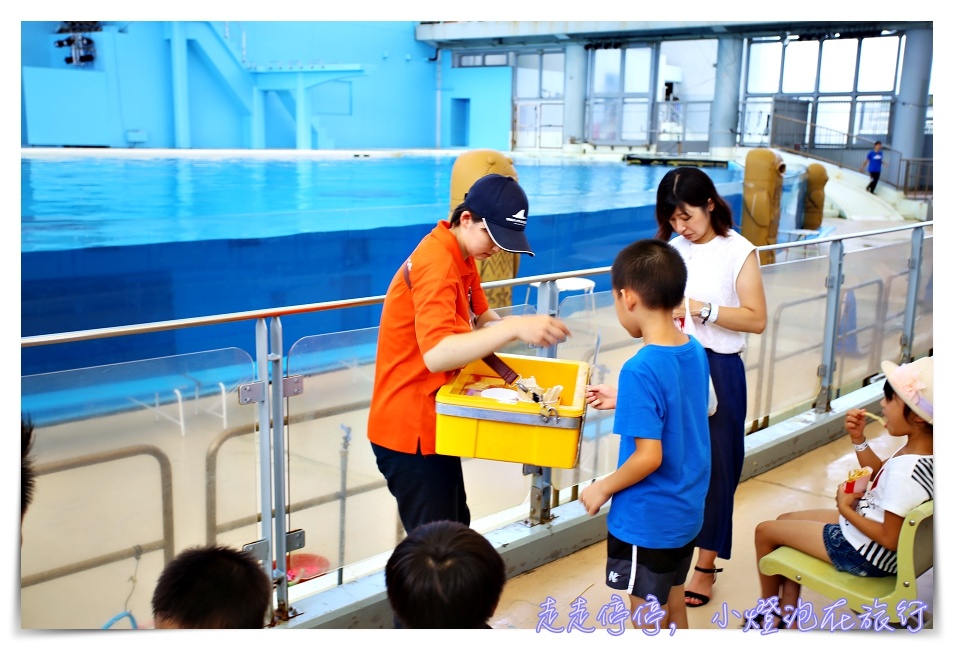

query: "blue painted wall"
left=23, top=23, right=175, bottom=148
left=440, top=56, right=512, bottom=150
left=240, top=21, right=438, bottom=149
left=21, top=21, right=440, bottom=150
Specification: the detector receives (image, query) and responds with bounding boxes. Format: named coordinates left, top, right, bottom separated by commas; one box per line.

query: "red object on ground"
left=272, top=553, right=331, bottom=585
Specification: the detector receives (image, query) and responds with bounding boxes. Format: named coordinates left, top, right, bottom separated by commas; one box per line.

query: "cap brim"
left=484, top=220, right=534, bottom=256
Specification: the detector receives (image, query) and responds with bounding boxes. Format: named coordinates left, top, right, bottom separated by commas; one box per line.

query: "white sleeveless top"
left=670, top=229, right=756, bottom=354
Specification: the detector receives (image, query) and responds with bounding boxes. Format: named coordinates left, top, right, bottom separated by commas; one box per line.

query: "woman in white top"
left=655, top=167, right=767, bottom=608
left=754, top=356, right=934, bottom=629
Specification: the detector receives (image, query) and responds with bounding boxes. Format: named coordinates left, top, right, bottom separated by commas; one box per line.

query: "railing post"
left=337, top=424, right=351, bottom=586
left=523, top=280, right=561, bottom=526
left=254, top=317, right=274, bottom=563
left=269, top=316, right=293, bottom=619
left=900, top=227, right=925, bottom=363
left=814, top=240, right=845, bottom=413
left=536, top=280, right=560, bottom=357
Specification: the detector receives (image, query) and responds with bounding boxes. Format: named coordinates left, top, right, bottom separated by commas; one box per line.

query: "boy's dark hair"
left=151, top=545, right=272, bottom=628
left=611, top=238, right=687, bottom=311
left=22, top=416, right=36, bottom=519
left=654, top=166, right=734, bottom=240
left=385, top=520, right=506, bottom=629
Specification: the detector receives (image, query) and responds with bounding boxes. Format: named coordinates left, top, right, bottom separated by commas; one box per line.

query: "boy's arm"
left=578, top=439, right=662, bottom=515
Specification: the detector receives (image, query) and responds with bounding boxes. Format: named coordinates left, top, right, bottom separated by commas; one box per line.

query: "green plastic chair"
left=758, top=500, right=933, bottom=624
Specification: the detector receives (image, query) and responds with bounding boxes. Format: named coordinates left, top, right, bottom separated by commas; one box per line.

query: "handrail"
left=19, top=222, right=932, bottom=350
left=21, top=444, right=175, bottom=588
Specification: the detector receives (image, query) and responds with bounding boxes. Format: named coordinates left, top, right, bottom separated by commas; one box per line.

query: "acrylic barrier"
left=280, top=304, right=548, bottom=595
left=18, top=229, right=931, bottom=627
left=20, top=348, right=259, bottom=630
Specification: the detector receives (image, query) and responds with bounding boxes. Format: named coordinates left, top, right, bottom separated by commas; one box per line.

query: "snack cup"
left=845, top=467, right=872, bottom=494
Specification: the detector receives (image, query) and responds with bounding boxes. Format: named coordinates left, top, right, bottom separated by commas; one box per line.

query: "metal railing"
left=19, top=223, right=932, bottom=628
left=903, top=158, right=933, bottom=198
left=768, top=113, right=934, bottom=200
left=21, top=445, right=175, bottom=588
left=769, top=114, right=906, bottom=189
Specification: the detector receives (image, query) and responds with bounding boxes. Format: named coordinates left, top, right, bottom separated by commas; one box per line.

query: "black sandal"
left=684, top=565, right=722, bottom=608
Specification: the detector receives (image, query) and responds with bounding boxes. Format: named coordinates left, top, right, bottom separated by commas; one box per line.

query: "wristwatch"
left=700, top=302, right=712, bottom=324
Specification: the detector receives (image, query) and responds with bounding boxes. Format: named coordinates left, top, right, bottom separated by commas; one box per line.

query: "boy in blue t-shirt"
left=579, top=238, right=712, bottom=630
left=861, top=141, right=884, bottom=193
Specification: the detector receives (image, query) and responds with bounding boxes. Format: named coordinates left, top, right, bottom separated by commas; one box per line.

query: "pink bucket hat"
left=881, top=356, right=933, bottom=425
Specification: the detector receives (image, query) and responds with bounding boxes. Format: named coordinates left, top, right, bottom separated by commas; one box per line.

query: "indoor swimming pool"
left=21, top=152, right=760, bottom=375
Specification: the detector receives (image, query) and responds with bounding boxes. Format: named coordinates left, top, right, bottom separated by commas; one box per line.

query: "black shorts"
left=604, top=532, right=694, bottom=605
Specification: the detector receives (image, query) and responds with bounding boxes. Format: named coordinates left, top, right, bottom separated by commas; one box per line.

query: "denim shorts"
left=822, top=524, right=892, bottom=577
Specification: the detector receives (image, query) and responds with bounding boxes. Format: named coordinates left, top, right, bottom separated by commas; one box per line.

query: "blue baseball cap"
left=464, top=174, right=534, bottom=256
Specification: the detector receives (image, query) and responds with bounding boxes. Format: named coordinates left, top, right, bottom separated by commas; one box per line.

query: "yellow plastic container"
left=435, top=353, right=589, bottom=469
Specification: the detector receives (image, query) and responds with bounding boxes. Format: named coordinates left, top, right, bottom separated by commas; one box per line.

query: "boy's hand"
left=579, top=481, right=610, bottom=516
left=585, top=384, right=617, bottom=410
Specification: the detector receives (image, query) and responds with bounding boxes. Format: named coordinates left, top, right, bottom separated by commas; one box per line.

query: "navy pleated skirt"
left=695, top=348, right=747, bottom=559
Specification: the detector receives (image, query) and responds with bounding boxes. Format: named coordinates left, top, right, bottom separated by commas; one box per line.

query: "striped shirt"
left=839, top=452, right=934, bottom=573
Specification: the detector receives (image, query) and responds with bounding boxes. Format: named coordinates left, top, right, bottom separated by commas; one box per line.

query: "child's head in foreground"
left=151, top=544, right=272, bottom=629
left=22, top=416, right=36, bottom=524
left=611, top=238, right=687, bottom=312
left=385, top=520, right=507, bottom=628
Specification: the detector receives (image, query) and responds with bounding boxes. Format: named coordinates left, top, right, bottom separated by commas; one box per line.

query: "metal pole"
left=337, top=424, right=351, bottom=586
left=254, top=317, right=275, bottom=628
left=537, top=280, right=560, bottom=357
left=900, top=228, right=925, bottom=363
left=255, top=319, right=273, bottom=548
left=525, top=280, right=562, bottom=525
left=269, top=317, right=291, bottom=618
left=813, top=240, right=845, bottom=413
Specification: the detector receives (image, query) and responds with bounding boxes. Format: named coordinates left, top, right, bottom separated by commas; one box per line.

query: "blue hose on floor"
left=102, top=611, right=138, bottom=629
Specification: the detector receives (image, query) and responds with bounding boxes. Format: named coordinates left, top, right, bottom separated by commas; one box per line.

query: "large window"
left=455, top=52, right=509, bottom=67
left=781, top=40, right=818, bottom=94
left=857, top=36, right=900, bottom=92
left=516, top=51, right=564, bottom=99
left=514, top=51, right=565, bottom=150
left=818, top=39, right=858, bottom=93
left=814, top=97, right=853, bottom=145
left=541, top=52, right=564, bottom=98
left=743, top=34, right=910, bottom=147
left=587, top=45, right=654, bottom=144
left=623, top=48, right=652, bottom=93
left=592, top=49, right=621, bottom=95
left=747, top=41, right=782, bottom=94
left=516, top=54, right=540, bottom=99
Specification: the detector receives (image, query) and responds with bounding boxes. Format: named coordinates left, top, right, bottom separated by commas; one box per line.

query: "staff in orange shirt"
left=368, top=174, right=571, bottom=533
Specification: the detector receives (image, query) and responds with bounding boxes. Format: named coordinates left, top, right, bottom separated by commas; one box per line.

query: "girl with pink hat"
left=752, top=355, right=934, bottom=629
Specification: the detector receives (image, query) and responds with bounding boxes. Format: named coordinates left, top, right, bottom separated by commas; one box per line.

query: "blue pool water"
left=21, top=153, right=750, bottom=375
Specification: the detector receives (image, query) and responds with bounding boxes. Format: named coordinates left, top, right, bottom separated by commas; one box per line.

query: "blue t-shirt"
left=867, top=149, right=883, bottom=173
left=606, top=337, right=712, bottom=549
